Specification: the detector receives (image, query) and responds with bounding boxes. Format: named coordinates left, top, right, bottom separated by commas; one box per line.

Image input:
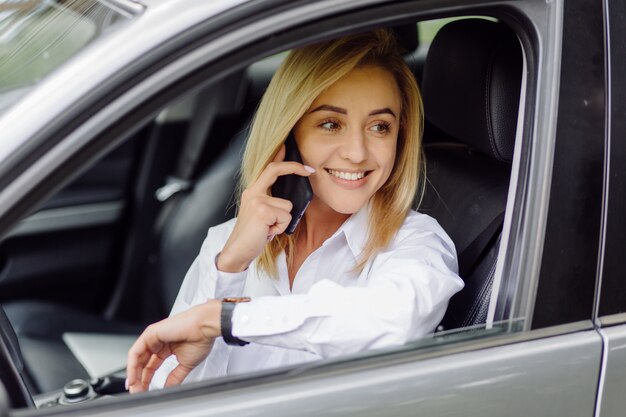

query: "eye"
left=319, top=119, right=341, bottom=131
left=370, top=121, right=391, bottom=134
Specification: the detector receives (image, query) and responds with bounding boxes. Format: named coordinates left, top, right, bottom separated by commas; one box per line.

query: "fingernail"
left=304, top=165, right=315, bottom=173
left=125, top=378, right=129, bottom=391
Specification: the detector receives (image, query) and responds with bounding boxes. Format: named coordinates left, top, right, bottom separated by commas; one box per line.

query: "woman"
left=126, top=29, right=463, bottom=393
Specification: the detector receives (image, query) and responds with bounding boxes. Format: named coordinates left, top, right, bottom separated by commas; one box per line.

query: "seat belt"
left=458, top=212, right=505, bottom=278
left=155, top=88, right=218, bottom=204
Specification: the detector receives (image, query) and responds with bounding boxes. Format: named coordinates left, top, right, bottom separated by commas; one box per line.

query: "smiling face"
left=294, top=65, right=402, bottom=215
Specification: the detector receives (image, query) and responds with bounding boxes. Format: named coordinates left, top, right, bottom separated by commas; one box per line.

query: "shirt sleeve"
left=168, top=218, right=247, bottom=316
left=231, top=226, right=464, bottom=358
left=150, top=218, right=245, bottom=389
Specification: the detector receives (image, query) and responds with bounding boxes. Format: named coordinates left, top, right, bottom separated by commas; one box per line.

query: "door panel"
left=69, top=331, right=602, bottom=417
left=0, top=133, right=142, bottom=311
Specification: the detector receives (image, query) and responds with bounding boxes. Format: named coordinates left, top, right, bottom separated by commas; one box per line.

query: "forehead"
left=310, top=65, right=402, bottom=111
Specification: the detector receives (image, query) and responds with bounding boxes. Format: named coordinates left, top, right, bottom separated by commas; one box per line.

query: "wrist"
left=221, top=297, right=251, bottom=346
left=216, top=249, right=250, bottom=273
left=199, top=300, right=222, bottom=339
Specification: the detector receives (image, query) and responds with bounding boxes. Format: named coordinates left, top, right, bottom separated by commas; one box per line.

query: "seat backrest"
left=418, top=19, right=522, bottom=329
left=150, top=71, right=250, bottom=314
left=157, top=128, right=247, bottom=311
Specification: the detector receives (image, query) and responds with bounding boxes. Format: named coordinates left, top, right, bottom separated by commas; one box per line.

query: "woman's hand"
left=217, top=145, right=314, bottom=272
left=126, top=300, right=222, bottom=393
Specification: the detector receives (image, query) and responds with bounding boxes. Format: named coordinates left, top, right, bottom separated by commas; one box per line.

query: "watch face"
left=222, top=297, right=252, bottom=303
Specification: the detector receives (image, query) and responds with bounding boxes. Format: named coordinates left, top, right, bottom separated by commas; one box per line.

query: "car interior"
left=0, top=14, right=523, bottom=407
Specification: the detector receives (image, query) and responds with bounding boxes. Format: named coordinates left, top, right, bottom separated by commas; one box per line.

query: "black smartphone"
left=271, top=133, right=313, bottom=235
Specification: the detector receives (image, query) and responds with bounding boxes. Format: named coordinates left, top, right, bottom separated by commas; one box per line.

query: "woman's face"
left=294, top=65, right=402, bottom=215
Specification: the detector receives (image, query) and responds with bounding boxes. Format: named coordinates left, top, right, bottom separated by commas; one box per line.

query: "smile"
left=325, top=169, right=370, bottom=181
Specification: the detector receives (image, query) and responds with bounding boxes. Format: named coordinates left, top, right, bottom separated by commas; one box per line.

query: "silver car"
left=0, top=0, right=623, bottom=416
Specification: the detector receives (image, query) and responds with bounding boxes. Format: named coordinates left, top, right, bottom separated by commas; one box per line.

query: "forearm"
left=231, top=273, right=461, bottom=357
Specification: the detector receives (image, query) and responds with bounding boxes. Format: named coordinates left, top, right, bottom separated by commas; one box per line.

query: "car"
left=0, top=0, right=623, bottom=415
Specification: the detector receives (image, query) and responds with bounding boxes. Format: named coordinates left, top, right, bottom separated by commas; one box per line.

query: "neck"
left=297, top=197, right=350, bottom=252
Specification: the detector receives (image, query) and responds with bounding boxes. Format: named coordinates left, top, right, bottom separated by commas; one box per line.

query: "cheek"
left=298, top=138, right=333, bottom=167
left=374, top=137, right=398, bottom=174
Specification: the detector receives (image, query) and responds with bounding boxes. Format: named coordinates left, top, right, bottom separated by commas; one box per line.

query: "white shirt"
left=151, top=204, right=463, bottom=389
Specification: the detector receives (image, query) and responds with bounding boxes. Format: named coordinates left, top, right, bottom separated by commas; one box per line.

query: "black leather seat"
left=418, top=19, right=522, bottom=329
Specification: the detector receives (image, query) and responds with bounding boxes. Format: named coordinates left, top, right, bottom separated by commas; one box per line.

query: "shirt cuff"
left=213, top=252, right=248, bottom=299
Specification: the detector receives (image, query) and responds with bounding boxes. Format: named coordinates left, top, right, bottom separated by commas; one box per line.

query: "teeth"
left=327, top=169, right=366, bottom=181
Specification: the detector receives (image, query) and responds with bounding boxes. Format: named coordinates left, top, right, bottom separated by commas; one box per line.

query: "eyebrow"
left=309, top=104, right=397, bottom=118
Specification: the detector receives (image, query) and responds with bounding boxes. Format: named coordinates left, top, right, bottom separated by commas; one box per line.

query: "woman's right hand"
left=217, top=145, right=314, bottom=273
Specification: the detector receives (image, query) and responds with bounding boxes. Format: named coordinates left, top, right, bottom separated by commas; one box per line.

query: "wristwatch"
left=221, top=297, right=251, bottom=346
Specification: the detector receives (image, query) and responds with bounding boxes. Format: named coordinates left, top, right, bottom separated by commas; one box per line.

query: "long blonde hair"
left=239, top=29, right=424, bottom=276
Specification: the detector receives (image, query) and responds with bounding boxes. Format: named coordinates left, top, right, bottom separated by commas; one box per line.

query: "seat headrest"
left=422, top=19, right=522, bottom=162
left=391, top=24, right=418, bottom=53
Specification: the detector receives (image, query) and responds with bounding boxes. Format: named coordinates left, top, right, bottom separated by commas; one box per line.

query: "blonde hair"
left=239, top=29, right=424, bottom=276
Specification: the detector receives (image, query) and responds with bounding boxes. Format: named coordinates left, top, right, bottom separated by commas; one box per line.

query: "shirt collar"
left=323, top=201, right=372, bottom=258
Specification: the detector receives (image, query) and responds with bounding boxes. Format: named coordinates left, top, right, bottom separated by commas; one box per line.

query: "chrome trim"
left=599, top=313, right=626, bottom=327
left=97, top=0, right=145, bottom=17
left=4, top=202, right=124, bottom=238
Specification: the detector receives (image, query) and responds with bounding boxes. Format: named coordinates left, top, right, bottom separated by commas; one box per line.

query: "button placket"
left=291, top=249, right=322, bottom=294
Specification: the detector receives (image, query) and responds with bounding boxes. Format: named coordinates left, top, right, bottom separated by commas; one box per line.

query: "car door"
left=0, top=0, right=607, bottom=415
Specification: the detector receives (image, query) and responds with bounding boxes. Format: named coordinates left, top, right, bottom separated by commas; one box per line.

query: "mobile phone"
left=271, top=133, right=313, bottom=235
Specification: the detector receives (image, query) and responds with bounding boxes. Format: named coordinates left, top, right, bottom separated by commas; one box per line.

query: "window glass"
left=417, top=16, right=497, bottom=49
left=0, top=0, right=134, bottom=115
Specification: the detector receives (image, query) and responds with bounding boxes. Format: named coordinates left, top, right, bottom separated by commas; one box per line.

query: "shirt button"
left=240, top=314, right=250, bottom=324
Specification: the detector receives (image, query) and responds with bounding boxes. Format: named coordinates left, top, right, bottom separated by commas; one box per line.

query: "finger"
left=164, top=363, right=194, bottom=388
left=127, top=325, right=164, bottom=392
left=267, top=208, right=292, bottom=235
left=253, top=161, right=314, bottom=192
left=127, top=341, right=152, bottom=392
left=140, top=349, right=171, bottom=390
left=264, top=195, right=293, bottom=213
left=272, top=144, right=286, bottom=163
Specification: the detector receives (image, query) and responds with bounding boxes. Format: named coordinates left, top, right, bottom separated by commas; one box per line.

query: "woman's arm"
left=127, top=224, right=462, bottom=392
left=230, top=229, right=463, bottom=357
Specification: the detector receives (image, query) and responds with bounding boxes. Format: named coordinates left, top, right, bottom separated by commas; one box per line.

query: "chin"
left=326, top=198, right=368, bottom=215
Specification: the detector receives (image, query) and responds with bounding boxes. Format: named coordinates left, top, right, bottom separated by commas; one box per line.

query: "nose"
left=338, top=129, right=368, bottom=164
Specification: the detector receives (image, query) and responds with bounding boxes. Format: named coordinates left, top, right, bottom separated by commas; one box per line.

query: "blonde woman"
left=127, top=29, right=463, bottom=393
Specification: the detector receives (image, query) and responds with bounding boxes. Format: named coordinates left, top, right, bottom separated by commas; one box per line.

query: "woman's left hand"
left=126, top=300, right=222, bottom=393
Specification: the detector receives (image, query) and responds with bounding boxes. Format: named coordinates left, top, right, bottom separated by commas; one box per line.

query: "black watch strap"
left=221, top=300, right=249, bottom=346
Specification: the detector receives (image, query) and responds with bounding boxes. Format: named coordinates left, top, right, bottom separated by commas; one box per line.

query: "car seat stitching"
left=484, top=46, right=502, bottom=162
